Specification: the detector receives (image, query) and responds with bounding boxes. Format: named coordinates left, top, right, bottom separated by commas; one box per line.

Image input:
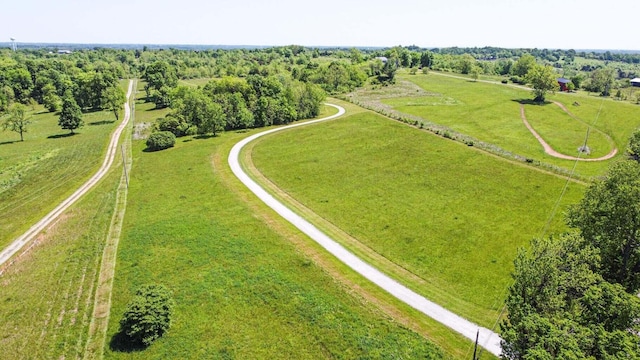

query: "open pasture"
left=103, top=105, right=453, bottom=359
left=354, top=73, right=640, bottom=178
left=251, top=103, right=585, bottom=328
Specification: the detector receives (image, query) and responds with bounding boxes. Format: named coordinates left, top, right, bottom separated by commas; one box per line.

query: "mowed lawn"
left=376, top=73, right=640, bottom=178
left=104, top=121, right=445, bottom=359
left=251, top=107, right=585, bottom=328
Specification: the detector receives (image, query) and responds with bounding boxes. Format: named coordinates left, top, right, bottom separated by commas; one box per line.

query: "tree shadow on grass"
left=109, top=331, right=148, bottom=353
left=48, top=133, right=78, bottom=139
left=89, top=120, right=116, bottom=126
left=193, top=134, right=218, bottom=140
left=512, top=98, right=552, bottom=106
left=0, top=140, right=19, bottom=146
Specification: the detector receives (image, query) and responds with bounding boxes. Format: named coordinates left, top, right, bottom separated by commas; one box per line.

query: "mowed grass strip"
left=376, top=73, right=640, bottom=177
left=104, top=116, right=445, bottom=359
left=0, top=166, right=121, bottom=359
left=0, top=81, right=127, bottom=250
left=251, top=107, right=585, bottom=328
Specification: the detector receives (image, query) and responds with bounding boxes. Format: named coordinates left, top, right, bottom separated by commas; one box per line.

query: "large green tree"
left=526, top=64, right=558, bottom=102
left=58, top=92, right=83, bottom=134
left=103, top=85, right=126, bottom=120
left=143, top=61, right=178, bottom=108
left=585, top=68, right=615, bottom=96
left=511, top=53, right=536, bottom=78
left=567, top=160, right=640, bottom=292
left=41, top=83, right=61, bottom=112
left=2, top=103, right=31, bottom=141
left=501, top=234, right=640, bottom=359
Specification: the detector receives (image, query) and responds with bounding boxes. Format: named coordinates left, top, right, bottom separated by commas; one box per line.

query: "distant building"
left=375, top=56, right=388, bottom=63
left=557, top=78, right=572, bottom=91
left=57, top=49, right=72, bottom=55
left=631, top=78, right=640, bottom=87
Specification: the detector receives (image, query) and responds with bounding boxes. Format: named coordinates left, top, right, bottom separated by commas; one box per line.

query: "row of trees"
left=501, top=133, right=640, bottom=358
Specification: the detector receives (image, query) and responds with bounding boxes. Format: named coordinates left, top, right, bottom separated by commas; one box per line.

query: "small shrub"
left=146, top=131, right=176, bottom=151
left=119, top=284, right=175, bottom=346
left=409, top=67, right=418, bottom=75
left=501, top=79, right=508, bottom=84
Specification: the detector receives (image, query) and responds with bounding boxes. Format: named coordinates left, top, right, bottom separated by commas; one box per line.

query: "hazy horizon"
left=3, top=0, right=639, bottom=51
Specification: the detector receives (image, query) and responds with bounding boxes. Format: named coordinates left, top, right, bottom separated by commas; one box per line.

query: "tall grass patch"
left=0, top=167, right=121, bottom=358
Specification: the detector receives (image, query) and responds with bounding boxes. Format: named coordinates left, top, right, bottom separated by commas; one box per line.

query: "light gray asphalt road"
left=228, top=104, right=503, bottom=357
left=0, top=80, right=134, bottom=268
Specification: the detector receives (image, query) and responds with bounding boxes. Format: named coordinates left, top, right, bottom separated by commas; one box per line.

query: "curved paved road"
left=228, top=104, right=503, bottom=357
left=0, top=80, right=134, bottom=268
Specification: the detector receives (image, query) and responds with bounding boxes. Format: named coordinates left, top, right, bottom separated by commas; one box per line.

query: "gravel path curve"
left=519, top=103, right=618, bottom=161
left=228, top=104, right=503, bottom=357
left=0, top=80, right=134, bottom=268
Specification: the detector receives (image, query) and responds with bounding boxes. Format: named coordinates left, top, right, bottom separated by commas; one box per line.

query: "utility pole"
left=121, top=144, right=129, bottom=188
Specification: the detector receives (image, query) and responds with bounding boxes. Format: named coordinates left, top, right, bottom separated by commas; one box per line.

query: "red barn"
left=557, top=78, right=571, bottom=91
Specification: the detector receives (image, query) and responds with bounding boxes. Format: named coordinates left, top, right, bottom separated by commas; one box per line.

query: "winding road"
left=228, top=104, right=503, bottom=357
left=0, top=80, right=134, bottom=268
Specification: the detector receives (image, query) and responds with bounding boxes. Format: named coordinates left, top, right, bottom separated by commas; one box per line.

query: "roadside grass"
left=356, top=73, right=640, bottom=178
left=0, top=164, right=121, bottom=359
left=104, top=105, right=455, bottom=359
left=0, top=82, right=127, bottom=251
left=250, top=102, right=585, bottom=329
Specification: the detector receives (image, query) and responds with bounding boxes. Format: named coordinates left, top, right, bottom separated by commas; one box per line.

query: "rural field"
left=347, top=72, right=640, bottom=178
left=0, top=81, right=128, bottom=251
left=102, top=97, right=456, bottom=359
left=3, top=42, right=640, bottom=360
left=250, top=97, right=586, bottom=329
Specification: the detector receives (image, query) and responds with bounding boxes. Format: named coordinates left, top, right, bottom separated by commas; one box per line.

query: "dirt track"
left=0, top=80, right=134, bottom=268
left=228, top=104, right=503, bottom=357
left=520, top=102, right=618, bottom=161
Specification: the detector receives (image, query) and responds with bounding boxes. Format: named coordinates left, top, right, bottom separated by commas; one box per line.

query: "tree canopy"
left=2, top=103, right=31, bottom=141
left=526, top=64, right=558, bottom=102
left=501, top=234, right=640, bottom=359
left=567, top=160, right=640, bottom=292
left=58, top=92, right=83, bottom=134
left=119, top=284, right=175, bottom=346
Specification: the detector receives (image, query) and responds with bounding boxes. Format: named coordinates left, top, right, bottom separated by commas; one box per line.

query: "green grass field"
left=251, top=102, right=585, bottom=328
left=102, top=102, right=455, bottom=359
left=355, top=73, right=640, bottom=178
left=0, top=147, right=122, bottom=358
left=0, top=82, right=127, bottom=250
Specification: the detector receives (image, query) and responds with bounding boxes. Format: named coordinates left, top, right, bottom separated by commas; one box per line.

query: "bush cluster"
left=119, top=284, right=175, bottom=346
left=146, top=131, right=176, bottom=151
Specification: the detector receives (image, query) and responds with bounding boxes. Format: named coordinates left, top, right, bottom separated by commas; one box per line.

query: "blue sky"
left=3, top=0, right=639, bottom=49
